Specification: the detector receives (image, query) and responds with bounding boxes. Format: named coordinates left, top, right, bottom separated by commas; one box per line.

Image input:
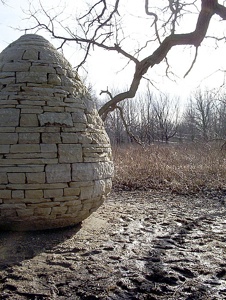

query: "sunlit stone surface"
left=0, top=34, right=113, bottom=231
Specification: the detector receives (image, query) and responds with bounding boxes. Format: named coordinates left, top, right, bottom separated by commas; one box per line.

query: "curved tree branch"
left=99, top=0, right=226, bottom=119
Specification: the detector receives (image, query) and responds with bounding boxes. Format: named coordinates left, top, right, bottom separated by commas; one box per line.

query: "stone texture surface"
left=0, top=34, right=113, bottom=231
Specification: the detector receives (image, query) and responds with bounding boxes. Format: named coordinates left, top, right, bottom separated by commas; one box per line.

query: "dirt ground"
left=0, top=190, right=226, bottom=300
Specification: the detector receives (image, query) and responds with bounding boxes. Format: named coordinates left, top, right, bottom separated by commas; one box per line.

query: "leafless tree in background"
left=152, top=94, right=180, bottom=143
left=22, top=0, right=226, bottom=120
left=182, top=99, right=197, bottom=142
left=193, top=90, right=214, bottom=141
left=103, top=87, right=226, bottom=144
left=181, top=89, right=226, bottom=142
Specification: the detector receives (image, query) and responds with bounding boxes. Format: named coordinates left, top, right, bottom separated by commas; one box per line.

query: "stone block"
left=0, top=190, right=11, bottom=199
left=0, top=77, right=15, bottom=85
left=0, top=166, right=44, bottom=173
left=0, top=142, right=5, bottom=153
left=17, top=71, right=47, bottom=84
left=12, top=190, right=24, bottom=199
left=30, top=65, right=56, bottom=73
left=16, top=208, right=34, bottom=217
left=72, top=162, right=113, bottom=182
left=81, top=200, right=94, bottom=211
left=0, top=108, right=20, bottom=126
left=78, top=134, right=93, bottom=144
left=64, top=97, right=83, bottom=103
left=0, top=127, right=16, bottom=133
left=80, top=186, right=93, bottom=200
left=105, top=178, right=112, bottom=194
left=1, top=158, right=57, bottom=165
left=51, top=206, right=67, bottom=215
left=76, top=209, right=90, bottom=220
left=22, top=86, right=54, bottom=96
left=69, top=180, right=94, bottom=188
left=10, top=144, right=40, bottom=153
left=0, top=133, right=18, bottom=144
left=59, top=144, right=82, bottom=163
left=40, top=143, right=57, bottom=153
left=46, top=100, right=65, bottom=107
left=34, top=207, right=51, bottom=216
left=0, top=98, right=18, bottom=104
left=6, top=152, right=57, bottom=159
left=16, top=127, right=44, bottom=133
left=43, top=106, right=64, bottom=112
left=48, top=74, right=61, bottom=85
left=72, top=163, right=94, bottom=181
left=91, top=132, right=110, bottom=144
left=84, top=98, right=96, bottom=114
left=1, top=203, right=26, bottom=209
left=27, top=201, right=58, bottom=207
left=93, top=162, right=114, bottom=180
left=64, top=187, right=80, bottom=196
left=22, top=49, right=39, bottom=60
left=2, top=62, right=31, bottom=72
left=61, top=75, right=75, bottom=87
left=46, top=164, right=71, bottom=183
left=38, top=112, right=73, bottom=127
left=45, top=127, right=61, bottom=133
left=72, top=111, right=87, bottom=123
left=8, top=173, right=26, bottom=184
left=20, top=114, right=39, bottom=126
left=55, top=66, right=66, bottom=75
left=54, top=196, right=81, bottom=205
left=19, top=132, right=40, bottom=144
left=83, top=156, right=109, bottom=163
left=93, top=180, right=105, bottom=198
left=25, top=189, right=43, bottom=198
left=44, top=189, right=64, bottom=198
left=0, top=173, right=8, bottom=184
left=26, top=172, right=46, bottom=184
left=66, top=205, right=82, bottom=214
left=42, top=133, right=61, bottom=143
left=61, top=133, right=79, bottom=143
left=20, top=100, right=45, bottom=106
left=21, top=108, right=43, bottom=114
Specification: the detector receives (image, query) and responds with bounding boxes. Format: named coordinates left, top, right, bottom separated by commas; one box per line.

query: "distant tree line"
left=99, top=88, right=226, bottom=145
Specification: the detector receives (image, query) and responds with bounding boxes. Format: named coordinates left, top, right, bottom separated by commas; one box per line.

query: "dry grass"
left=112, top=143, right=226, bottom=194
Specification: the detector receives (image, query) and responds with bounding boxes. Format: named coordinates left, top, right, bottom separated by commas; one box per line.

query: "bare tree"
left=137, top=92, right=156, bottom=144
left=193, top=90, right=215, bottom=141
left=212, top=92, right=226, bottom=140
left=23, top=0, right=226, bottom=119
left=151, top=94, right=180, bottom=143
left=182, top=99, right=198, bottom=142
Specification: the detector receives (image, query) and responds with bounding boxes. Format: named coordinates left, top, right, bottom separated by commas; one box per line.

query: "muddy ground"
left=0, top=190, right=226, bottom=300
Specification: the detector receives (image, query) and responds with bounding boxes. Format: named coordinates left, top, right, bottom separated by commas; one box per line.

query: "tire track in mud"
left=0, top=191, right=225, bottom=299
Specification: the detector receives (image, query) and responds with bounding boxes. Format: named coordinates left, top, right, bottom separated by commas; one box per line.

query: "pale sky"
left=1, top=0, right=226, bottom=105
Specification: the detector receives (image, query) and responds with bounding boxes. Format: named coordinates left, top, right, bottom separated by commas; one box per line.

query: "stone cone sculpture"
left=0, top=34, right=113, bottom=231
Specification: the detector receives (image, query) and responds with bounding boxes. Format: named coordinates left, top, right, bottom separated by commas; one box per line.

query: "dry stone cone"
left=0, top=34, right=113, bottom=231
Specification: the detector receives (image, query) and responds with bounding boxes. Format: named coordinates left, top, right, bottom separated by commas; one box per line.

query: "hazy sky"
left=1, top=0, right=226, bottom=104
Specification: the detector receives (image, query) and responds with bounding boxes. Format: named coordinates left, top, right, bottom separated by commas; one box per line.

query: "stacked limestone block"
left=0, top=34, right=113, bottom=231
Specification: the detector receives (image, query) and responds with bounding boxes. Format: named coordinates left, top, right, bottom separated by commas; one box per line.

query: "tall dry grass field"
left=112, top=143, right=226, bottom=194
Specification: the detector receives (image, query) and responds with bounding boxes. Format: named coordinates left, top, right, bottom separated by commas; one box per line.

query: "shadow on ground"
left=0, top=224, right=81, bottom=269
